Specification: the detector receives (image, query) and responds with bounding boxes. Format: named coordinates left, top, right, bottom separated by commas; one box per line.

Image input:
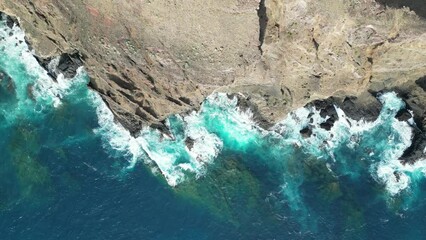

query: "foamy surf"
left=0, top=15, right=88, bottom=124
left=92, top=92, right=224, bottom=186
left=1, top=13, right=424, bottom=202
left=91, top=87, right=423, bottom=199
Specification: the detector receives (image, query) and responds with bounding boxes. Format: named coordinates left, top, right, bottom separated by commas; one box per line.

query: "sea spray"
left=92, top=92, right=224, bottom=186
left=91, top=88, right=426, bottom=198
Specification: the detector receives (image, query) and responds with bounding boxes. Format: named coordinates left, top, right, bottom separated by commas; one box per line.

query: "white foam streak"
left=92, top=93, right=224, bottom=186
left=272, top=92, right=421, bottom=196
left=90, top=80, right=421, bottom=196
left=183, top=112, right=223, bottom=167
left=4, top=13, right=425, bottom=203
left=376, top=159, right=426, bottom=196
left=33, top=68, right=87, bottom=107
left=376, top=162, right=411, bottom=196
left=0, top=17, right=86, bottom=108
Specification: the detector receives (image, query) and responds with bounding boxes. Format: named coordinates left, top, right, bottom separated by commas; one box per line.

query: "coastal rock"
left=392, top=83, right=426, bottom=163
left=377, top=0, right=426, bottom=18
left=0, top=0, right=260, bottom=134
left=0, top=0, right=425, bottom=161
left=395, top=109, right=412, bottom=122
left=35, top=51, right=84, bottom=79
left=185, top=137, right=195, bottom=151
left=300, top=126, right=313, bottom=138
left=230, top=92, right=274, bottom=129
left=306, top=98, right=339, bottom=130
left=336, top=93, right=382, bottom=122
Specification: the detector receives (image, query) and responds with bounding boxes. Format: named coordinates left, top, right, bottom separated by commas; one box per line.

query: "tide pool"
left=1, top=14, right=426, bottom=240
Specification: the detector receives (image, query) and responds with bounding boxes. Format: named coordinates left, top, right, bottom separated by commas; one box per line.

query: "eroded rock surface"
left=0, top=0, right=260, bottom=134
left=0, top=0, right=425, bottom=160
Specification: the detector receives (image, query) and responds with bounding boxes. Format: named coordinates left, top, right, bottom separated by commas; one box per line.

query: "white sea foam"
left=33, top=68, right=88, bottom=107
left=0, top=17, right=86, bottom=108
left=368, top=94, right=420, bottom=195
left=0, top=16, right=90, bottom=131
left=203, top=92, right=261, bottom=147
left=3, top=11, right=425, bottom=211
left=271, top=92, right=421, bottom=196
left=91, top=92, right=143, bottom=160
left=376, top=161, right=411, bottom=195
left=215, top=92, right=419, bottom=197
left=375, top=159, right=426, bottom=196
left=5, top=14, right=420, bottom=194
left=205, top=93, right=257, bottom=131
left=183, top=112, right=223, bottom=168
left=92, top=92, right=225, bottom=186
left=0, top=19, right=46, bottom=97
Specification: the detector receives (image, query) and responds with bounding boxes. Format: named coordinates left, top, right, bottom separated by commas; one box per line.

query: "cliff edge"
left=0, top=0, right=425, bottom=160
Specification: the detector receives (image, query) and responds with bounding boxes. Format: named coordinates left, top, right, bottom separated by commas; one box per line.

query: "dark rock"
left=300, top=126, right=313, bottom=138
left=0, top=70, right=14, bottom=91
left=320, top=119, right=335, bottom=131
left=0, top=69, right=15, bottom=98
left=401, top=130, right=426, bottom=164
left=400, top=118, right=426, bottom=164
left=395, top=109, right=412, bottom=122
left=101, top=98, right=144, bottom=137
left=107, top=73, right=137, bottom=91
left=229, top=93, right=274, bottom=129
left=415, top=76, right=426, bottom=91
left=391, top=87, right=425, bottom=131
left=118, top=112, right=144, bottom=137
left=35, top=51, right=84, bottom=80
left=390, top=85, right=426, bottom=163
left=257, top=0, right=268, bottom=53
left=26, top=83, right=35, bottom=101
left=179, top=97, right=192, bottom=106
left=185, top=137, right=195, bottom=150
left=310, top=98, right=337, bottom=119
left=359, top=84, right=426, bottom=164
left=306, top=97, right=338, bottom=130
left=337, top=94, right=381, bottom=122
left=0, top=12, right=19, bottom=28
left=394, top=171, right=401, bottom=182
left=376, top=0, right=426, bottom=19
left=166, top=96, right=183, bottom=106
left=57, top=52, right=84, bottom=78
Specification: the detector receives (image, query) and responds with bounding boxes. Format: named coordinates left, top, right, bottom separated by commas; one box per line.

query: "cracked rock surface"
left=0, top=0, right=261, bottom=134
left=0, top=1, right=425, bottom=154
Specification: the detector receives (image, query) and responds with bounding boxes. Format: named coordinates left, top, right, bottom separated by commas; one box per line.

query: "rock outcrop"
left=0, top=0, right=425, bottom=160
left=0, top=0, right=260, bottom=134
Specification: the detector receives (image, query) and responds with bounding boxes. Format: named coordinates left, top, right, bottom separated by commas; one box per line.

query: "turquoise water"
left=1, top=16, right=426, bottom=240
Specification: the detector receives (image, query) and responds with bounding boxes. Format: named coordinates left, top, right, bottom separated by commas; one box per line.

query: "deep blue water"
left=1, top=15, right=426, bottom=240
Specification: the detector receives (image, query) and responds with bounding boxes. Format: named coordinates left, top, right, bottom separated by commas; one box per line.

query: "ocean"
left=1, top=14, right=426, bottom=240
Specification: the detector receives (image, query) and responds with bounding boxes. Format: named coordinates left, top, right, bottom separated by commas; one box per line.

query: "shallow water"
left=1, top=16, right=426, bottom=240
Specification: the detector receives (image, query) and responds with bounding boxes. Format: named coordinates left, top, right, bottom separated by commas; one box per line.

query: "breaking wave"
left=93, top=88, right=426, bottom=199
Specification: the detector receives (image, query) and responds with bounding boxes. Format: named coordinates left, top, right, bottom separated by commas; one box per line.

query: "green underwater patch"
left=174, top=155, right=276, bottom=226
left=6, top=122, right=52, bottom=205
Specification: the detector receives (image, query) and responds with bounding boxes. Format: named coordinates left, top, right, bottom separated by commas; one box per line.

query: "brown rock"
left=1, top=0, right=426, bottom=143
left=0, top=0, right=260, bottom=133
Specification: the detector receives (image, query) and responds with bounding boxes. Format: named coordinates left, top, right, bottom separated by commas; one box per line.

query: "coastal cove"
left=1, top=13, right=426, bottom=240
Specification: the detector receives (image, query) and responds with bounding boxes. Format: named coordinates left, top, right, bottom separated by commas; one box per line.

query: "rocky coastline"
left=0, top=0, right=425, bottom=162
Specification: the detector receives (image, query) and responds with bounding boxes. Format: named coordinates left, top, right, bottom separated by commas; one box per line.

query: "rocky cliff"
left=0, top=0, right=425, bottom=160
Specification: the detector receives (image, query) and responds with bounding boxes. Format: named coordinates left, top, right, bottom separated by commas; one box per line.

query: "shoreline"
left=1, top=2, right=425, bottom=164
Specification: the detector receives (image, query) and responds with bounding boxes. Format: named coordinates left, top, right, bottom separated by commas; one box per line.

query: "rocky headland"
left=0, top=0, right=425, bottom=161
